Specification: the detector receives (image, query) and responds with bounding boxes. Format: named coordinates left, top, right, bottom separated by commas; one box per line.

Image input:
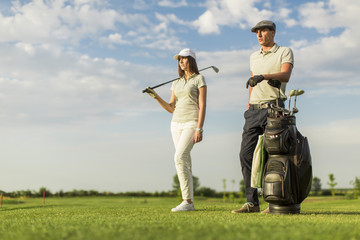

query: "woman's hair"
left=178, top=56, right=199, bottom=78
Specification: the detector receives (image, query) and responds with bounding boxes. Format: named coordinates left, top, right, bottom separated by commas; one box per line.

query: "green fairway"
left=0, top=196, right=359, bottom=240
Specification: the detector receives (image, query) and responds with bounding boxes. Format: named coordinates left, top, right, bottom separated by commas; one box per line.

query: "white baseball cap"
left=173, top=48, right=196, bottom=60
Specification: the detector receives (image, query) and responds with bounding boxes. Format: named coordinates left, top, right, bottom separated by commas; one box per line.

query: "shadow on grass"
left=302, top=211, right=360, bottom=215
left=0, top=205, right=56, bottom=212
left=193, top=208, right=236, bottom=212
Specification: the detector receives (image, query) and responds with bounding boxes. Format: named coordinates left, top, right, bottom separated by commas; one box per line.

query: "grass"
left=0, top=196, right=359, bottom=240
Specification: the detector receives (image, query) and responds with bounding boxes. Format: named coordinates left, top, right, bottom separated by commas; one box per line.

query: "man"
left=232, top=20, right=294, bottom=213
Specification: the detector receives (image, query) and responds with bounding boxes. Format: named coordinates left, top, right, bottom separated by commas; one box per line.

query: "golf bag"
left=262, top=115, right=312, bottom=206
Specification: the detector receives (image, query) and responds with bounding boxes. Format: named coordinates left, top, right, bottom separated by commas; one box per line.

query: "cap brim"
left=251, top=26, right=275, bottom=32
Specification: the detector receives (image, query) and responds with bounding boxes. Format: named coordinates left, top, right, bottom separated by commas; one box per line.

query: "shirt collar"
left=181, top=73, right=196, bottom=80
left=259, top=43, right=279, bottom=55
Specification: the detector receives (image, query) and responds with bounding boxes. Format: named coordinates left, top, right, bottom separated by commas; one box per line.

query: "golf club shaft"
left=142, top=66, right=218, bottom=93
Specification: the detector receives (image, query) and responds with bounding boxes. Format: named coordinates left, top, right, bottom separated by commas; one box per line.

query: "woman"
left=146, top=48, right=207, bottom=212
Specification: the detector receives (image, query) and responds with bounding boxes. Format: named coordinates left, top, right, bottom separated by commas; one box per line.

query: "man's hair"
left=178, top=56, right=199, bottom=78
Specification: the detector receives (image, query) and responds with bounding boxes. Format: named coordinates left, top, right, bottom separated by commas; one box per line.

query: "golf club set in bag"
left=261, top=80, right=312, bottom=214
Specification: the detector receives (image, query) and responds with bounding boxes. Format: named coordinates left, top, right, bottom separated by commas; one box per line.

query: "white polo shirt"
left=171, top=74, right=206, bottom=123
left=249, top=43, right=294, bottom=104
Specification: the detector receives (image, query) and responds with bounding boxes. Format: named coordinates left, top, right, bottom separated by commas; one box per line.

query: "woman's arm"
left=194, top=86, right=207, bottom=143
left=152, top=90, right=176, bottom=114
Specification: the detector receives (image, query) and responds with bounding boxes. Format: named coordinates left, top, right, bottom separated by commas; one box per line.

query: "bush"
left=321, top=190, right=332, bottom=196
left=196, top=187, right=217, bottom=197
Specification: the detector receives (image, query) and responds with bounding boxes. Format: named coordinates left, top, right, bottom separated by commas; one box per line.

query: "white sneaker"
left=171, top=201, right=195, bottom=212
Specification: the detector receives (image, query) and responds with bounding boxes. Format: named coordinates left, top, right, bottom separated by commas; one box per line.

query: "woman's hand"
left=193, top=130, right=203, bottom=143
left=145, top=87, right=158, bottom=99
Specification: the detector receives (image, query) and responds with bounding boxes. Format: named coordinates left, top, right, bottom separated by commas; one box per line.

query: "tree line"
left=311, top=174, right=360, bottom=199
left=1, top=174, right=359, bottom=199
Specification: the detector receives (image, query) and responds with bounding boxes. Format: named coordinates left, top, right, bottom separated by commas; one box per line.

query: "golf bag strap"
left=291, top=125, right=300, bottom=200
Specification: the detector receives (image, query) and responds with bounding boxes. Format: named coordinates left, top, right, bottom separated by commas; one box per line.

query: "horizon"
left=0, top=0, right=359, bottom=193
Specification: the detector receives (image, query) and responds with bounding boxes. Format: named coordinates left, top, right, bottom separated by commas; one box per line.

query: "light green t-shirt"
left=249, top=43, right=294, bottom=104
left=171, top=74, right=206, bottom=123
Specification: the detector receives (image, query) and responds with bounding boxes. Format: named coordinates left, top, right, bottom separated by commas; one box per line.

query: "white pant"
left=171, top=121, right=197, bottom=200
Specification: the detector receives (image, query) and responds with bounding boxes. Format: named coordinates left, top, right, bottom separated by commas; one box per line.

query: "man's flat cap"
left=251, top=20, right=276, bottom=32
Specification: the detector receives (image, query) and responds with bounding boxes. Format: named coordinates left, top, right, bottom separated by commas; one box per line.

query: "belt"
left=249, top=100, right=283, bottom=110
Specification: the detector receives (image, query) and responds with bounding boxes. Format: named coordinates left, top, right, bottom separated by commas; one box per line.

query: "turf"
left=0, top=196, right=359, bottom=240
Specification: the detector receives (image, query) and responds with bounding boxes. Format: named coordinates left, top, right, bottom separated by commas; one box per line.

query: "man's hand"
left=145, top=87, right=158, bottom=98
left=267, top=79, right=282, bottom=89
left=246, top=75, right=265, bottom=88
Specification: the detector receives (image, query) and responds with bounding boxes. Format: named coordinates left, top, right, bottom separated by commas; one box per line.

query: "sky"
left=0, top=0, right=359, bottom=193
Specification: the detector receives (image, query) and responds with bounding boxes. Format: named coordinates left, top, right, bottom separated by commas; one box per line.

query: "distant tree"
left=172, top=174, right=200, bottom=196
left=23, top=190, right=33, bottom=198
left=311, top=177, right=322, bottom=195
left=89, top=190, right=99, bottom=196
left=239, top=179, right=245, bottom=195
left=196, top=187, right=217, bottom=197
left=58, top=190, right=64, bottom=197
left=240, top=179, right=246, bottom=194
left=229, top=179, right=235, bottom=202
left=222, top=179, right=227, bottom=202
left=327, top=174, right=337, bottom=197
left=193, top=176, right=200, bottom=192
left=39, top=187, right=51, bottom=197
left=350, top=177, right=360, bottom=199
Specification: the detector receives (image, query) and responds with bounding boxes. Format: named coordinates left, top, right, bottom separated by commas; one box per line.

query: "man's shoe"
left=231, top=202, right=260, bottom=213
left=261, top=207, right=270, bottom=214
left=171, top=201, right=195, bottom=212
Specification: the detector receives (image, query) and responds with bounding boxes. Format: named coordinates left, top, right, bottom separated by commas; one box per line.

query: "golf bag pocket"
left=264, top=127, right=291, bottom=154
left=262, top=157, right=295, bottom=205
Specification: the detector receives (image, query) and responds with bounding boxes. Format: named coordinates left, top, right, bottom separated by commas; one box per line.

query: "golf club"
left=142, top=66, right=219, bottom=93
left=268, top=103, right=290, bottom=118
left=293, top=89, right=304, bottom=107
left=267, top=79, right=281, bottom=107
left=292, top=107, right=299, bottom=115
left=288, top=89, right=296, bottom=111
left=292, top=89, right=304, bottom=115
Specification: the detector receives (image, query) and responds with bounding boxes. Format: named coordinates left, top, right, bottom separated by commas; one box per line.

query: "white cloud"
left=15, top=42, right=36, bottom=56
left=0, top=0, right=120, bottom=45
left=0, top=0, right=153, bottom=47
left=0, top=0, right=187, bottom=53
left=196, top=49, right=253, bottom=110
left=102, top=33, right=130, bottom=46
left=132, top=0, right=150, bottom=10
left=193, top=10, right=220, bottom=34
left=158, top=0, right=188, bottom=8
left=283, top=0, right=360, bottom=91
left=192, top=0, right=278, bottom=35
left=298, top=0, right=360, bottom=34
left=0, top=43, right=165, bottom=127
left=155, top=12, right=187, bottom=25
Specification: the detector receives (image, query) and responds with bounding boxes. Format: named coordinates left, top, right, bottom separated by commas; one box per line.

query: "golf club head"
left=288, top=89, right=296, bottom=97
left=292, top=107, right=299, bottom=115
left=295, top=89, right=304, bottom=96
left=211, top=66, right=219, bottom=73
